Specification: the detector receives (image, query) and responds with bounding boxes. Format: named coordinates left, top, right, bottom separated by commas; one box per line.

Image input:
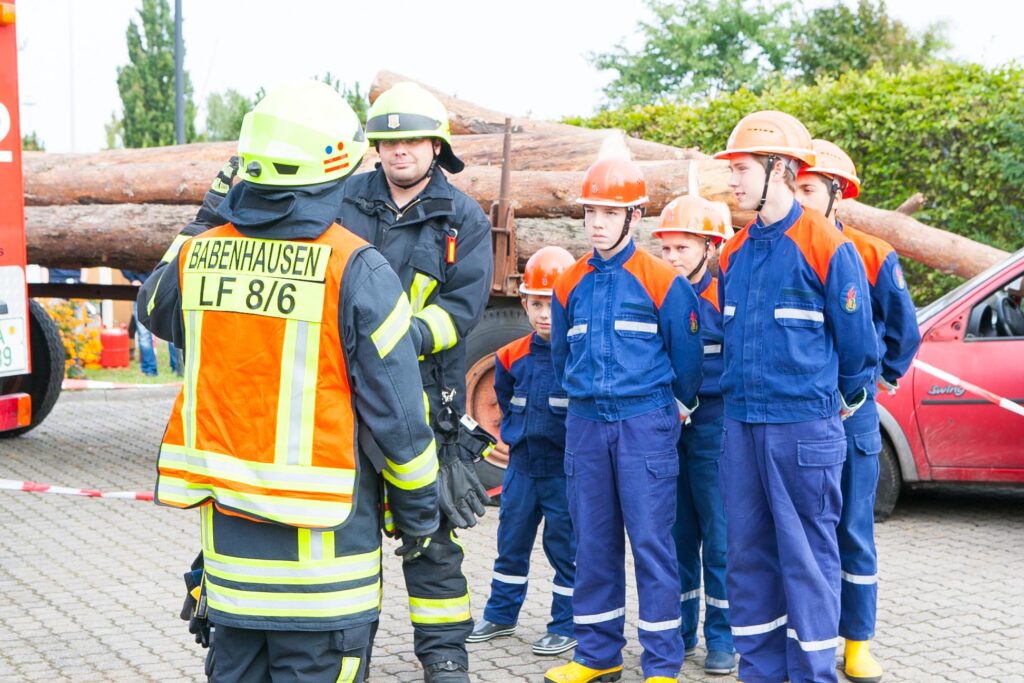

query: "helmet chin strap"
left=607, top=206, right=637, bottom=252
left=686, top=237, right=712, bottom=280
left=380, top=141, right=439, bottom=190
left=756, top=154, right=779, bottom=213
left=820, top=175, right=842, bottom=219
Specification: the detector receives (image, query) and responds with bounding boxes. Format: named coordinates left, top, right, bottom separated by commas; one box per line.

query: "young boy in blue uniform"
left=545, top=158, right=704, bottom=683
left=713, top=111, right=879, bottom=683
left=796, top=140, right=921, bottom=683
left=654, top=195, right=736, bottom=676
left=467, top=246, right=579, bottom=657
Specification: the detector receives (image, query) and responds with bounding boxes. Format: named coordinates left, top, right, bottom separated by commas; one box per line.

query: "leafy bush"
left=569, top=62, right=1024, bottom=304
left=39, top=300, right=102, bottom=378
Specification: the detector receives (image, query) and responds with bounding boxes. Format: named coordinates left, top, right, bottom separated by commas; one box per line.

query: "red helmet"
left=575, top=158, right=649, bottom=207
left=520, top=246, right=576, bottom=296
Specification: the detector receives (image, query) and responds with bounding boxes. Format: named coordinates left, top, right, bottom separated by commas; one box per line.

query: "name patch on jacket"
left=182, top=237, right=332, bottom=322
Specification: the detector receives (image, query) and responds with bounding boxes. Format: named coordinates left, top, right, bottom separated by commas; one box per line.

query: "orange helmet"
left=654, top=195, right=734, bottom=244
left=800, top=139, right=861, bottom=199
left=520, top=246, right=576, bottom=296
left=576, top=158, right=649, bottom=207
left=713, top=110, right=816, bottom=168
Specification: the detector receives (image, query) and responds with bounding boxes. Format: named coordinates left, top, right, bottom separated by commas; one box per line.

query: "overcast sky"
left=13, top=0, right=1023, bottom=153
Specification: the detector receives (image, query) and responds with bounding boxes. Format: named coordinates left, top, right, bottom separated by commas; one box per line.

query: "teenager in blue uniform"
left=467, top=246, right=579, bottom=657
left=796, top=140, right=921, bottom=683
left=654, top=195, right=737, bottom=676
left=713, top=111, right=879, bottom=683
left=544, top=158, right=704, bottom=683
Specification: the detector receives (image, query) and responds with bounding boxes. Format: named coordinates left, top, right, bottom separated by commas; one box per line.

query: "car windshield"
left=916, top=247, right=1024, bottom=324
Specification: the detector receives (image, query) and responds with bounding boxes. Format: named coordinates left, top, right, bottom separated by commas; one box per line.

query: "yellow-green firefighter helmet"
left=365, top=82, right=464, bottom=173
left=237, top=80, right=368, bottom=187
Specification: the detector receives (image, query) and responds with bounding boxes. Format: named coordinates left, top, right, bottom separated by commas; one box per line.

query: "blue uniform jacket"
left=718, top=201, right=878, bottom=424
left=693, top=270, right=725, bottom=421
left=494, top=332, right=569, bottom=478
left=551, top=240, right=704, bottom=422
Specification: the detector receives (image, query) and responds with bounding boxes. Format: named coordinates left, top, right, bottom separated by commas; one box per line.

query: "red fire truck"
left=0, top=1, right=65, bottom=436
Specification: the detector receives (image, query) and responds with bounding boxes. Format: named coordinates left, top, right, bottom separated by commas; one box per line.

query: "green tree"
left=591, top=0, right=796, bottom=106
left=204, top=88, right=252, bottom=141
left=112, top=0, right=196, bottom=147
left=21, top=131, right=45, bottom=151
left=793, top=0, right=948, bottom=84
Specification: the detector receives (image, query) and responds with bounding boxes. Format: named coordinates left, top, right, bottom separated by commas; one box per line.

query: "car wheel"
left=0, top=300, right=65, bottom=438
left=874, top=436, right=902, bottom=522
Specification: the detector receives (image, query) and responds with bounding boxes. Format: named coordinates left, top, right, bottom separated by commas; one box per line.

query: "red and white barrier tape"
left=62, top=379, right=181, bottom=391
left=0, top=478, right=153, bottom=501
left=913, top=359, right=1024, bottom=418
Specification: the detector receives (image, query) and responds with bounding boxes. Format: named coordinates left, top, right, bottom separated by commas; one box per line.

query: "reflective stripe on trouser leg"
left=618, top=407, right=684, bottom=677
left=537, top=474, right=576, bottom=638
left=839, top=416, right=881, bottom=641
left=720, top=419, right=789, bottom=683
left=403, top=524, right=471, bottom=668
left=566, top=414, right=627, bottom=671
left=682, top=413, right=733, bottom=654
left=484, top=468, right=541, bottom=626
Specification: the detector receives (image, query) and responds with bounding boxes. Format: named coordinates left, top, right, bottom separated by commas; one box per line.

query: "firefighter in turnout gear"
left=335, top=81, right=494, bottom=683
left=138, top=80, right=439, bottom=683
left=796, top=139, right=921, bottom=683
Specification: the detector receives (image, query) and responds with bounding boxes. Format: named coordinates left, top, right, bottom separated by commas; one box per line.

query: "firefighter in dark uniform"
left=336, top=82, right=494, bottom=683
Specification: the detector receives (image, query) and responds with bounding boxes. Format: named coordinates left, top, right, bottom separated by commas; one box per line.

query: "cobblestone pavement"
left=0, top=388, right=1021, bottom=682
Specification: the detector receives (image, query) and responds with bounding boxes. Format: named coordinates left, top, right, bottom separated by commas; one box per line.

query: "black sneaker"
left=465, top=619, right=516, bottom=643
left=423, top=660, right=469, bottom=683
left=532, top=632, right=577, bottom=655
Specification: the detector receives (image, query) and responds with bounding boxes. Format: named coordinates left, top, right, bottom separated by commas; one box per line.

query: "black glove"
left=437, top=455, right=490, bottom=529
left=180, top=552, right=211, bottom=648
left=210, top=156, right=240, bottom=196
left=395, top=534, right=444, bottom=564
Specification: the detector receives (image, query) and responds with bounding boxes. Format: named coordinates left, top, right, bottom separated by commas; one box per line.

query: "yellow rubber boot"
left=843, top=640, right=883, bottom=683
left=645, top=677, right=677, bottom=682
left=544, top=661, right=623, bottom=683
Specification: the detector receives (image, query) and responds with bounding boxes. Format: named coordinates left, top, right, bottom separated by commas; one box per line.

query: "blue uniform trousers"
left=838, top=399, right=882, bottom=641
left=672, top=404, right=734, bottom=655
left=565, top=406, right=684, bottom=678
left=720, top=417, right=845, bottom=683
left=483, top=468, right=576, bottom=637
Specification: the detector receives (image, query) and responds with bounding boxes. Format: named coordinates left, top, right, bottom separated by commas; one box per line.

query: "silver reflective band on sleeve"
left=774, top=308, right=825, bottom=322
left=551, top=583, right=573, bottom=597
left=680, top=589, right=701, bottom=602
left=638, top=618, right=682, bottom=632
left=732, top=614, right=788, bottom=637
left=614, top=320, right=659, bottom=334
left=574, top=606, right=625, bottom=624
left=567, top=323, right=588, bottom=337
left=705, top=595, right=730, bottom=609
left=703, top=344, right=722, bottom=355
left=548, top=397, right=569, bottom=408
left=723, top=305, right=736, bottom=317
left=492, top=571, right=528, bottom=585
left=786, top=629, right=840, bottom=652
left=841, top=571, right=878, bottom=585
left=510, top=396, right=527, bottom=407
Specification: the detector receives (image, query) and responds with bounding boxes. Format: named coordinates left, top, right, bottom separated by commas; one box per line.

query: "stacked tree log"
left=22, top=70, right=1008, bottom=278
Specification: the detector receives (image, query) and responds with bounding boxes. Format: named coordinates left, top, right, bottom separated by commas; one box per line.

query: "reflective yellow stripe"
left=416, top=304, right=457, bottom=353
left=274, top=319, right=321, bottom=467
left=409, top=273, right=438, bottom=314
left=371, top=293, right=412, bottom=359
left=146, top=267, right=167, bottom=316
left=182, top=310, right=203, bottom=449
left=204, top=547, right=380, bottom=586
left=382, top=440, right=438, bottom=491
left=336, top=657, right=361, bottom=683
left=160, top=234, right=191, bottom=264
left=408, top=594, right=472, bottom=625
left=206, top=579, right=380, bottom=618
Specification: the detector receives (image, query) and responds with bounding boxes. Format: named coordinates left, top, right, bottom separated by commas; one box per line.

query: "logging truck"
left=0, top=5, right=65, bottom=436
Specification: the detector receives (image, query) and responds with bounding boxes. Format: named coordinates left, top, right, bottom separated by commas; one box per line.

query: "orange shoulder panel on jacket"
left=553, top=256, right=593, bottom=307
left=841, top=225, right=894, bottom=286
left=700, top=277, right=720, bottom=311
left=622, top=247, right=681, bottom=309
left=497, top=333, right=534, bottom=371
left=785, top=210, right=850, bottom=285
left=717, top=222, right=753, bottom=274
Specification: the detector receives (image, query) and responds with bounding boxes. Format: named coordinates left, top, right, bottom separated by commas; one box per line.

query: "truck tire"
left=464, top=305, right=532, bottom=501
left=0, top=300, right=65, bottom=438
left=874, top=437, right=902, bottom=522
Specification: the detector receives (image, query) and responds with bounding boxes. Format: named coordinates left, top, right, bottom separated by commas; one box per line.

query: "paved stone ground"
left=0, top=387, right=1021, bottom=682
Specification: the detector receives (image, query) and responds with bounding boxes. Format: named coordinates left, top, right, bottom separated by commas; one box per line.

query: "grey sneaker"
left=465, top=619, right=516, bottom=643
left=704, top=650, right=737, bottom=675
left=532, top=632, right=578, bottom=656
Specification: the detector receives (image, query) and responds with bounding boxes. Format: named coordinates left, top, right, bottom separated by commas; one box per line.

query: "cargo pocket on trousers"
left=852, top=430, right=883, bottom=503
left=564, top=451, right=577, bottom=519
left=796, top=438, right=847, bottom=518
left=645, top=450, right=680, bottom=528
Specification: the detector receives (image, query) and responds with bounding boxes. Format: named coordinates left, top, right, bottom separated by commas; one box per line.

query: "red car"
left=875, top=247, right=1024, bottom=519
